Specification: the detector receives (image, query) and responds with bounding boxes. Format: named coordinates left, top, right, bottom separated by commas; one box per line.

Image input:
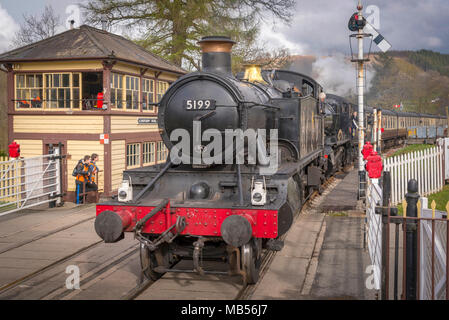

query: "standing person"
left=350, top=111, right=359, bottom=138
left=87, top=153, right=99, bottom=193
left=75, top=155, right=90, bottom=204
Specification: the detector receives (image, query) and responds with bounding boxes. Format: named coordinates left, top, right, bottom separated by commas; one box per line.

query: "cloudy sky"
left=1, top=0, right=448, bottom=55
left=0, top=0, right=448, bottom=95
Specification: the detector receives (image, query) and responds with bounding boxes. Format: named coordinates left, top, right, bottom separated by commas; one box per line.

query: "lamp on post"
left=347, top=0, right=391, bottom=199
left=348, top=2, right=373, bottom=200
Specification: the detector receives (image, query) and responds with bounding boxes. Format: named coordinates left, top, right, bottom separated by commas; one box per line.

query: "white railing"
left=0, top=151, right=62, bottom=217
left=383, top=146, right=444, bottom=205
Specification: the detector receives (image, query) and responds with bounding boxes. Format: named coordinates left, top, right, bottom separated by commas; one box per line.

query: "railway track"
left=43, top=245, right=139, bottom=300
left=0, top=240, right=103, bottom=295
left=123, top=175, right=340, bottom=301
left=0, top=236, right=138, bottom=300
left=0, top=215, right=96, bottom=256
left=0, top=173, right=341, bottom=300
left=0, top=212, right=99, bottom=294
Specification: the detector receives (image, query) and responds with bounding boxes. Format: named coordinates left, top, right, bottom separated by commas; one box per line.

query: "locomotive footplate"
left=95, top=201, right=280, bottom=243
left=95, top=200, right=273, bottom=282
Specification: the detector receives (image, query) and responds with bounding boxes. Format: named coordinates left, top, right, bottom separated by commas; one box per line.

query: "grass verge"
left=388, top=144, right=435, bottom=158
left=396, top=184, right=449, bottom=216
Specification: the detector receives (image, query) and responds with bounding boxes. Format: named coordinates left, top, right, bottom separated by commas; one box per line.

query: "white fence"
left=383, top=146, right=444, bottom=205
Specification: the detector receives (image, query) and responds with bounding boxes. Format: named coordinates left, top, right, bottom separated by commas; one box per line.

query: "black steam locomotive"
left=95, top=36, right=329, bottom=284
left=94, top=36, right=447, bottom=285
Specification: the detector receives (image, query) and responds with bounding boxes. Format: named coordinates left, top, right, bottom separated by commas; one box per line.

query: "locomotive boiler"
left=94, top=36, right=327, bottom=284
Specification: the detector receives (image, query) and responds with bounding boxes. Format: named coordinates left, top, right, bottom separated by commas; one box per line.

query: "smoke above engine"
left=287, top=53, right=374, bottom=96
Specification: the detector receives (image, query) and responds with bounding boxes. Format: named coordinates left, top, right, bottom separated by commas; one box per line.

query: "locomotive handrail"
left=134, top=198, right=170, bottom=231
left=242, top=101, right=280, bottom=110
left=133, top=160, right=172, bottom=203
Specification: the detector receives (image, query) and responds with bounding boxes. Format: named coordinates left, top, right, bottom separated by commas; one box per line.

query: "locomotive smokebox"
left=198, top=36, right=235, bottom=75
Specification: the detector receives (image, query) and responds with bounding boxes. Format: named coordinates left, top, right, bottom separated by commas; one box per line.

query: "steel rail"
left=0, top=240, right=103, bottom=295
left=125, top=176, right=337, bottom=301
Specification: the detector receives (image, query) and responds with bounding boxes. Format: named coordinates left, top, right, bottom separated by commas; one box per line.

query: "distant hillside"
left=389, top=50, right=449, bottom=78
left=362, top=50, right=449, bottom=115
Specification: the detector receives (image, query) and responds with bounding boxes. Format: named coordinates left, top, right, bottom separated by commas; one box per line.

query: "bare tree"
left=12, top=5, right=61, bottom=48
left=232, top=44, right=291, bottom=73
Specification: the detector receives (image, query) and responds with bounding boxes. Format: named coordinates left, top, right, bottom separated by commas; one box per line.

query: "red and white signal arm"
left=100, top=134, right=109, bottom=144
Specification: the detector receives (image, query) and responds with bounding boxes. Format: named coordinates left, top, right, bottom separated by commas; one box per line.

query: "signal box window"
left=15, top=74, right=43, bottom=109
left=156, top=81, right=169, bottom=102
left=143, top=142, right=155, bottom=165
left=142, top=79, right=155, bottom=112
left=126, top=143, right=140, bottom=168
left=44, top=73, right=81, bottom=109
left=111, top=73, right=124, bottom=109
left=16, top=73, right=81, bottom=109
left=125, top=76, right=139, bottom=110
left=156, top=141, right=168, bottom=163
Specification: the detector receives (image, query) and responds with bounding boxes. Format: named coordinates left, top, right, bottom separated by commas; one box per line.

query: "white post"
left=55, top=146, right=61, bottom=206
left=357, top=1, right=366, bottom=198
left=373, top=108, right=378, bottom=152
left=378, top=111, right=382, bottom=152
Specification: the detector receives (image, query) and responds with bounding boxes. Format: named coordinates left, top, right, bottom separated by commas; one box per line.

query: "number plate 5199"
left=183, top=99, right=216, bottom=110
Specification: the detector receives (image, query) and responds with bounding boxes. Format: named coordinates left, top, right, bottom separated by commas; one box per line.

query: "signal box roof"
left=0, top=25, right=186, bottom=75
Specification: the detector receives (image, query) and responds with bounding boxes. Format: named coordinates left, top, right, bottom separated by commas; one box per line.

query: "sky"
left=1, top=0, right=448, bottom=94
left=1, top=0, right=449, bottom=55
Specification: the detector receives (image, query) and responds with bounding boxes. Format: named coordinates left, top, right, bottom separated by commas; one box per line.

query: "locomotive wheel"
left=140, top=243, right=170, bottom=281
left=241, top=240, right=261, bottom=285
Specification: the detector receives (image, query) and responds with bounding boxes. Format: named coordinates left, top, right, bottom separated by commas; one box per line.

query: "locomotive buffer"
left=348, top=0, right=391, bottom=198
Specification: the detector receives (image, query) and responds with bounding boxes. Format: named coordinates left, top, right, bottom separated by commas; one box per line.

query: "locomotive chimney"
left=198, top=36, right=235, bottom=75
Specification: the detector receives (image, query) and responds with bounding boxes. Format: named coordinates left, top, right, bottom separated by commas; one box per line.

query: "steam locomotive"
left=94, top=36, right=447, bottom=284
left=95, top=36, right=330, bottom=284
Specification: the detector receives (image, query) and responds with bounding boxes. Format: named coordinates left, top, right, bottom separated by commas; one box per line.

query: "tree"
left=12, top=5, right=61, bottom=48
left=83, top=0, right=295, bottom=68
left=232, top=45, right=290, bottom=73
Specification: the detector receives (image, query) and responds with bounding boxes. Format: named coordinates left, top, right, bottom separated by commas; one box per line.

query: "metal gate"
left=419, top=198, right=448, bottom=300
left=0, top=146, right=64, bottom=217
left=365, top=171, right=449, bottom=300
